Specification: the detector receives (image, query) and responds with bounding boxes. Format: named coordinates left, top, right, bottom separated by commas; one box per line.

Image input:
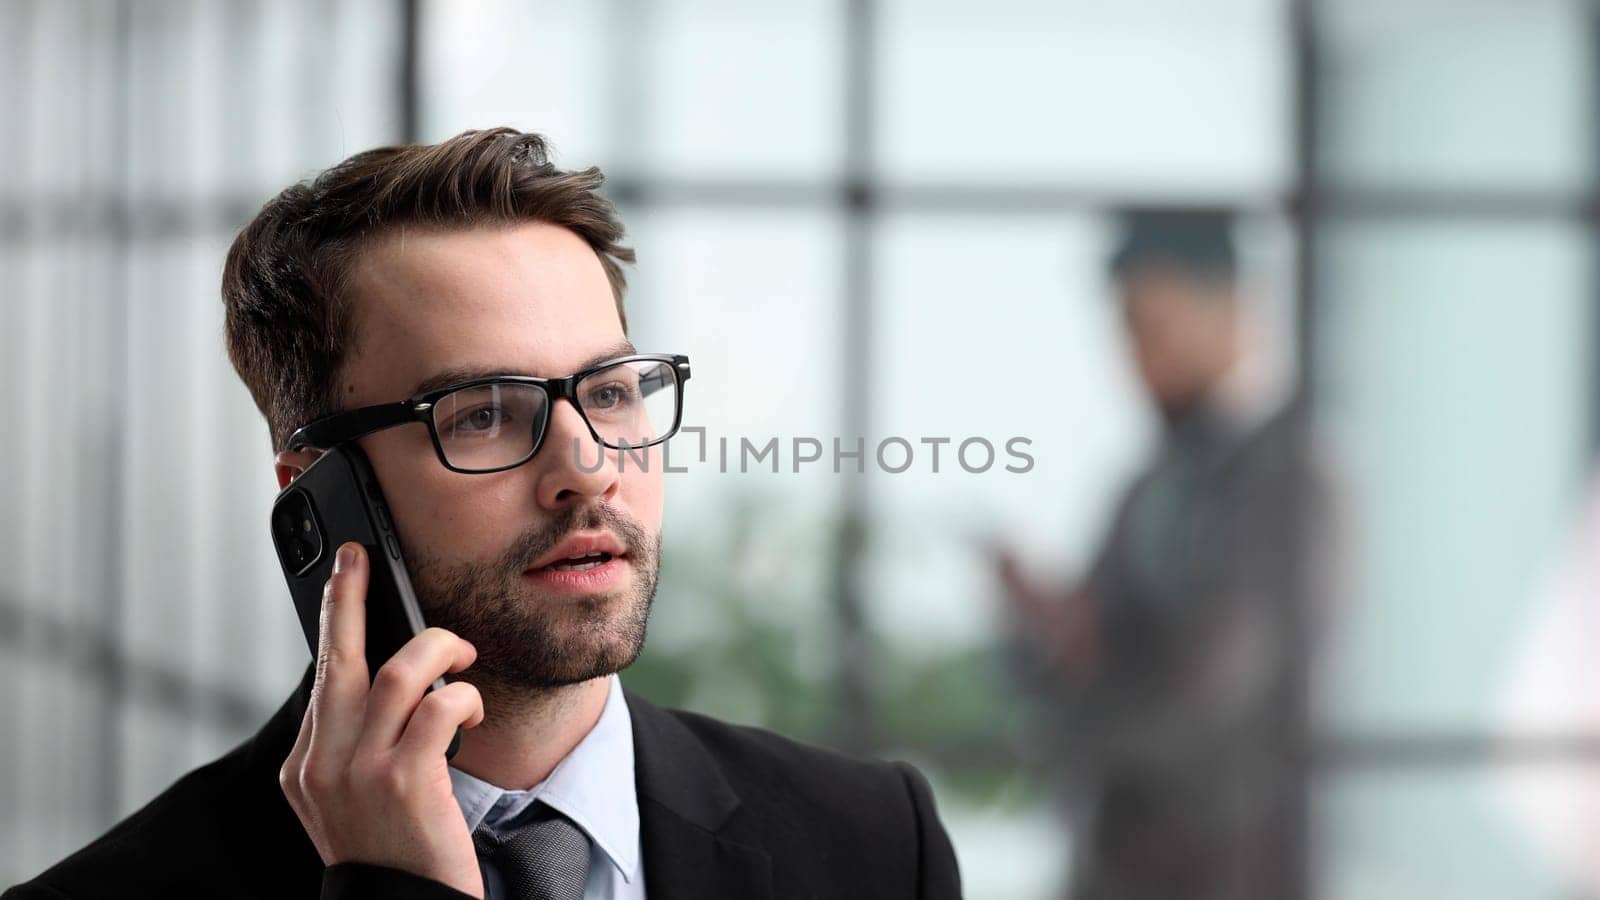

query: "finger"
left=279, top=700, right=315, bottom=805
left=309, top=542, right=370, bottom=761
left=355, top=628, right=477, bottom=754
left=395, top=681, right=485, bottom=762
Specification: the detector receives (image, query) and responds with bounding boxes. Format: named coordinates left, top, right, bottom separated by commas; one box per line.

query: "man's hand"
left=279, top=542, right=487, bottom=899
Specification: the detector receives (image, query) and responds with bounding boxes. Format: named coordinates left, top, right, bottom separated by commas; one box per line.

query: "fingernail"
left=335, top=543, right=356, bottom=574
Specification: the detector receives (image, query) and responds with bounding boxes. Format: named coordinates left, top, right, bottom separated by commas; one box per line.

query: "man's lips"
left=526, top=530, right=628, bottom=572
left=521, top=529, right=635, bottom=595
left=524, top=548, right=630, bottom=595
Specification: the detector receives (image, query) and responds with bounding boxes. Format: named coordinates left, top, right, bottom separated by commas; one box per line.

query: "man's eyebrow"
left=407, top=340, right=639, bottom=397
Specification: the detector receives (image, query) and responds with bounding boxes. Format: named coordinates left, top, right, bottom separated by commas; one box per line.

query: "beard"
left=406, top=503, right=659, bottom=700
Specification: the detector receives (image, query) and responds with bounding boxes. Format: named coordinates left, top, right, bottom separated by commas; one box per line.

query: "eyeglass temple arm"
left=285, top=401, right=419, bottom=452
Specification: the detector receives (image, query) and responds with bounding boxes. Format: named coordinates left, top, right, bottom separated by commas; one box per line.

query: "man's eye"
left=584, top=383, right=637, bottom=410
left=454, top=405, right=506, bottom=432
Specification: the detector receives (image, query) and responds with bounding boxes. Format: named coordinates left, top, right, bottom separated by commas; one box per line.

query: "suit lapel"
left=243, top=670, right=775, bottom=899
left=626, top=690, right=774, bottom=900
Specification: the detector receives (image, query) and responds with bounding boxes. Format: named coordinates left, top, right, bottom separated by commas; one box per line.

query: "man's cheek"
left=625, top=471, right=665, bottom=523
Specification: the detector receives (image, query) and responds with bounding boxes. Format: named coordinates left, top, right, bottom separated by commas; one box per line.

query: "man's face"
left=330, top=221, right=663, bottom=697
left=1118, top=266, right=1239, bottom=422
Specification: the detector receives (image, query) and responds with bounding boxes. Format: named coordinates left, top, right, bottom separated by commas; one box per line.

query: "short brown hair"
left=222, top=127, right=635, bottom=452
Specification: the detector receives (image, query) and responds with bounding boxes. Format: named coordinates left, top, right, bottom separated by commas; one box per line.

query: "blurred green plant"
left=621, top=488, right=1049, bottom=811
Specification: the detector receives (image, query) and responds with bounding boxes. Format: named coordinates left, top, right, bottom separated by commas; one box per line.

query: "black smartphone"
left=269, top=443, right=462, bottom=759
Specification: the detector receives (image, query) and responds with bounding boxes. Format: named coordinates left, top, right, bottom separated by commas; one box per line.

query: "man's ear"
left=274, top=448, right=324, bottom=491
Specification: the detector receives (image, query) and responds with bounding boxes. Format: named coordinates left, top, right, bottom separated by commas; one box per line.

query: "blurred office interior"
left=5, top=1, right=1600, bottom=897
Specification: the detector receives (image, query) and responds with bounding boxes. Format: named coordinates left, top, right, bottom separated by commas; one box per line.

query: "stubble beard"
left=406, top=504, right=660, bottom=708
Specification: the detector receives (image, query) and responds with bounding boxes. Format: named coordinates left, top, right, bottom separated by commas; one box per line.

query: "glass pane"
left=1320, top=0, right=1593, bottom=191
left=1317, top=766, right=1600, bottom=899
left=867, top=213, right=1152, bottom=644
left=1313, top=222, right=1593, bottom=736
left=877, top=0, right=1290, bottom=191
left=20, top=1, right=119, bottom=196
left=621, top=208, right=845, bottom=734
left=419, top=0, right=616, bottom=166
left=242, top=0, right=396, bottom=196
left=641, top=0, right=845, bottom=178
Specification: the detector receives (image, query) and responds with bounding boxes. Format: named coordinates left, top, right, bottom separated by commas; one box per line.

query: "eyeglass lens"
left=429, top=359, right=679, bottom=471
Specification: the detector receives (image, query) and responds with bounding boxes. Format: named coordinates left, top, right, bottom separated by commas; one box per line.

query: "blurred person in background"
left=994, top=209, right=1335, bottom=900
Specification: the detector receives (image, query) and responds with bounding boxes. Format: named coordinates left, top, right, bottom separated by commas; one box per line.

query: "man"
left=996, top=210, right=1334, bottom=900
left=5, top=128, right=961, bottom=900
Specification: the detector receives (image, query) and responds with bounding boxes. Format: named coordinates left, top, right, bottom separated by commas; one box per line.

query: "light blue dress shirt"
left=448, top=674, right=646, bottom=900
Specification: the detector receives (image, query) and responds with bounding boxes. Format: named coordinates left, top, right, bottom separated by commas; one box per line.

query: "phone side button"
left=385, top=534, right=402, bottom=560
left=375, top=504, right=392, bottom=532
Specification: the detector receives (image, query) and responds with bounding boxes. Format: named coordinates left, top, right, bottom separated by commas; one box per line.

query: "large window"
left=5, top=2, right=1599, bottom=897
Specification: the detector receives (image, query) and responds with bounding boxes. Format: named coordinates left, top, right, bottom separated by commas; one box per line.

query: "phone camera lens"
left=273, top=489, right=324, bottom=576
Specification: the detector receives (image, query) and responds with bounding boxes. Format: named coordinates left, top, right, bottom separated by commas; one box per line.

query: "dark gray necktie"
left=472, top=804, right=591, bottom=900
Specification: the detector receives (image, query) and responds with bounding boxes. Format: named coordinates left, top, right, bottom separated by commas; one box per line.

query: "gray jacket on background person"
left=1017, top=389, right=1337, bottom=900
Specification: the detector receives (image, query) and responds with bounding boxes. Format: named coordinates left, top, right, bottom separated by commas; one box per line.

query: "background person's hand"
left=989, top=540, right=1050, bottom=627
left=278, top=542, right=487, bottom=898
left=988, top=540, right=1102, bottom=678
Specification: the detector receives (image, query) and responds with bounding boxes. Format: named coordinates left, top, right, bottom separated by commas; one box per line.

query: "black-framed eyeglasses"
left=287, top=353, right=691, bottom=474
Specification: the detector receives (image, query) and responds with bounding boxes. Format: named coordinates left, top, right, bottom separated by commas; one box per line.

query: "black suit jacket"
left=3, top=664, right=962, bottom=899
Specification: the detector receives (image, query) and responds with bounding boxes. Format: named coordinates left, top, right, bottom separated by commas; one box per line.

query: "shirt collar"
left=447, top=673, right=641, bottom=884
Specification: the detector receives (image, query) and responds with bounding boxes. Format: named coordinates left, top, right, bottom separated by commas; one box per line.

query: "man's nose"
left=533, top=400, right=621, bottom=510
